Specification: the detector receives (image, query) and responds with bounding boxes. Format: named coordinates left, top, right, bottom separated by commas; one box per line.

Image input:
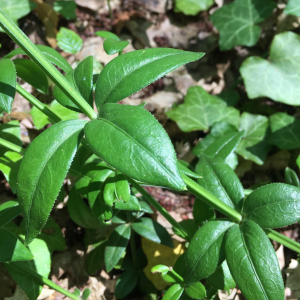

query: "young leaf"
left=185, top=282, right=206, bottom=300
left=210, top=0, right=276, bottom=50
left=184, top=220, right=234, bottom=284
left=162, top=284, right=184, bottom=300
left=177, top=160, right=201, bottom=179
left=95, top=48, right=204, bottom=110
left=0, top=200, right=21, bottom=227
left=103, top=39, right=129, bottom=55
left=95, top=31, right=120, bottom=40
left=225, top=221, right=284, bottom=300
left=193, top=198, right=215, bottom=226
left=0, top=58, right=16, bottom=113
left=284, top=167, right=300, bottom=187
left=4, top=45, right=72, bottom=73
left=195, top=154, right=244, bottom=211
left=131, top=217, right=174, bottom=248
left=84, top=104, right=186, bottom=191
left=53, top=0, right=76, bottom=20
left=104, top=224, right=131, bottom=272
left=57, top=27, right=83, bottom=54
left=242, top=183, right=300, bottom=228
left=240, top=32, right=300, bottom=105
left=174, top=0, right=214, bottom=16
left=166, top=86, right=239, bottom=132
left=82, top=288, right=91, bottom=300
left=284, top=0, right=300, bottom=17
left=17, top=119, right=86, bottom=245
left=115, top=269, right=139, bottom=299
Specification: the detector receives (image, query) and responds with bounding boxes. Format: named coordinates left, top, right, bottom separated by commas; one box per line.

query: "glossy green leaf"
left=0, top=151, right=22, bottom=193
left=284, top=0, right=300, bottom=17
left=82, top=288, right=91, bottom=300
left=193, top=198, right=215, bottom=226
left=115, top=195, right=141, bottom=211
left=104, top=224, right=131, bottom=272
left=14, top=58, right=49, bottom=94
left=85, top=104, right=186, bottom=191
left=115, top=172, right=130, bottom=203
left=167, top=87, right=239, bottom=132
left=210, top=0, right=275, bottom=50
left=139, top=199, right=153, bottom=213
left=185, top=220, right=234, bottom=284
left=235, top=112, right=269, bottom=165
left=0, top=121, right=22, bottom=156
left=225, top=221, right=284, bottom=300
left=185, top=282, right=206, bottom=300
left=151, top=264, right=170, bottom=274
left=172, top=219, right=198, bottom=242
left=131, top=217, right=173, bottom=248
left=103, top=173, right=117, bottom=206
left=53, top=0, right=76, bottom=19
left=240, top=32, right=300, bottom=105
left=57, top=27, right=83, bottom=54
left=17, top=119, right=86, bottom=245
left=95, top=31, right=120, bottom=40
left=269, top=113, right=300, bottom=150
left=95, top=48, right=204, bottom=109
left=0, top=200, right=21, bottom=227
left=115, top=269, right=139, bottom=299
left=195, top=154, right=244, bottom=211
left=103, top=39, right=129, bottom=55
left=0, top=59, right=16, bottom=113
left=285, top=167, right=300, bottom=187
left=85, top=239, right=107, bottom=274
left=0, top=228, right=33, bottom=262
left=242, top=183, right=300, bottom=228
left=175, top=0, right=214, bottom=15
left=4, top=45, right=72, bottom=73
left=162, top=284, right=184, bottom=300
left=206, top=261, right=235, bottom=293
left=178, top=160, right=201, bottom=179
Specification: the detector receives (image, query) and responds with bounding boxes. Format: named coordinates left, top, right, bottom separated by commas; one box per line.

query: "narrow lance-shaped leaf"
left=95, top=48, right=204, bottom=110
left=17, top=119, right=86, bottom=245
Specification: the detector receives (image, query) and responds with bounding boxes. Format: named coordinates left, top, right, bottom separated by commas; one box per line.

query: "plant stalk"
left=0, top=137, right=25, bottom=154
left=0, top=9, right=97, bottom=120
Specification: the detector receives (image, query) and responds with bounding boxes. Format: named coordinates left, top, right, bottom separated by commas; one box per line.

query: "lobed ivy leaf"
left=103, top=39, right=129, bottom=55
left=84, top=104, right=186, bottom=191
left=95, top=48, right=204, bottom=110
left=167, top=87, right=239, bottom=132
left=185, top=282, right=206, bottom=300
left=240, top=32, right=300, bottom=105
left=284, top=167, right=300, bottom=187
left=225, top=221, right=284, bottom=300
left=0, top=200, right=21, bottom=228
left=115, top=269, right=139, bottom=299
left=57, top=27, right=83, bottom=54
left=284, top=0, right=300, bottom=17
left=210, top=0, right=276, bottom=50
left=162, top=284, right=184, bottom=300
left=242, top=183, right=300, bottom=228
left=53, top=0, right=76, bottom=20
left=17, top=119, right=86, bottom=245
left=174, top=0, right=214, bottom=16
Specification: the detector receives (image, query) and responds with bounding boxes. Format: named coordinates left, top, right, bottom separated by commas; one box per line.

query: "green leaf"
left=95, top=31, right=120, bottom=40
left=103, top=39, right=129, bottom=55
left=0, top=200, right=21, bottom=228
left=85, top=239, right=107, bottom=274
left=82, top=288, right=91, bottom=300
left=174, top=0, right=214, bottom=15
left=195, top=154, right=244, bottom=211
left=14, top=58, right=49, bottom=94
left=235, top=112, right=269, bottom=165
left=172, top=219, right=198, bottom=242
left=242, top=183, right=300, bottom=228
left=0, top=59, right=16, bottom=113
left=115, top=195, right=141, bottom=211
left=57, top=27, right=83, bottom=54
left=284, top=167, right=300, bottom=187
left=17, top=119, right=86, bottom=245
left=210, top=0, right=276, bottom=50
left=185, top=282, right=206, bottom=300
left=269, top=112, right=300, bottom=150
left=0, top=228, right=33, bottom=262
left=0, top=120, right=22, bottom=156
left=225, top=220, right=284, bottom=300
left=95, top=48, right=204, bottom=110
left=115, top=172, right=131, bottom=203
left=151, top=264, right=170, bottom=274
left=4, top=45, right=72, bottom=73
left=131, top=217, right=173, bottom=248
left=193, top=198, right=215, bottom=226
left=167, top=87, right=239, bottom=132
left=139, top=199, right=153, bottom=213
left=53, top=0, right=76, bottom=19
left=240, top=32, right=300, bottom=105
left=178, top=160, right=201, bottom=179
left=206, top=261, right=235, bottom=293
left=115, top=269, right=139, bottom=299
left=284, top=0, right=300, bottom=17
left=104, top=224, right=131, bottom=272
left=184, top=220, right=234, bottom=284
left=84, top=104, right=186, bottom=191
left=162, top=284, right=184, bottom=300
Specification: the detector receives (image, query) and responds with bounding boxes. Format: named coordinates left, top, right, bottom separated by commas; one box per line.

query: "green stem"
left=265, top=229, right=300, bottom=253
left=107, top=0, right=113, bottom=20
left=0, top=137, right=25, bottom=154
left=0, top=9, right=97, bottom=120
left=182, top=174, right=242, bottom=223
left=16, top=83, right=61, bottom=124
left=7, top=263, right=81, bottom=300
left=128, top=178, right=189, bottom=239
left=170, top=269, right=184, bottom=284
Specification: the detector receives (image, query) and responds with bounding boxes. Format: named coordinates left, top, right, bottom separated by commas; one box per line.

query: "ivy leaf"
left=174, top=0, right=214, bottom=16
left=167, top=87, right=239, bottom=132
left=0, top=201, right=21, bottom=228
left=57, top=27, right=83, bottom=54
left=84, top=104, right=186, bottom=191
left=226, top=221, right=284, bottom=300
left=103, top=39, right=129, bottom=55
left=240, top=32, right=300, bottom=105
left=17, top=119, right=86, bottom=245
left=95, top=48, right=204, bottom=110
left=53, top=0, right=76, bottom=20
left=210, top=0, right=276, bottom=50
left=284, top=0, right=300, bottom=17
left=242, top=183, right=300, bottom=228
